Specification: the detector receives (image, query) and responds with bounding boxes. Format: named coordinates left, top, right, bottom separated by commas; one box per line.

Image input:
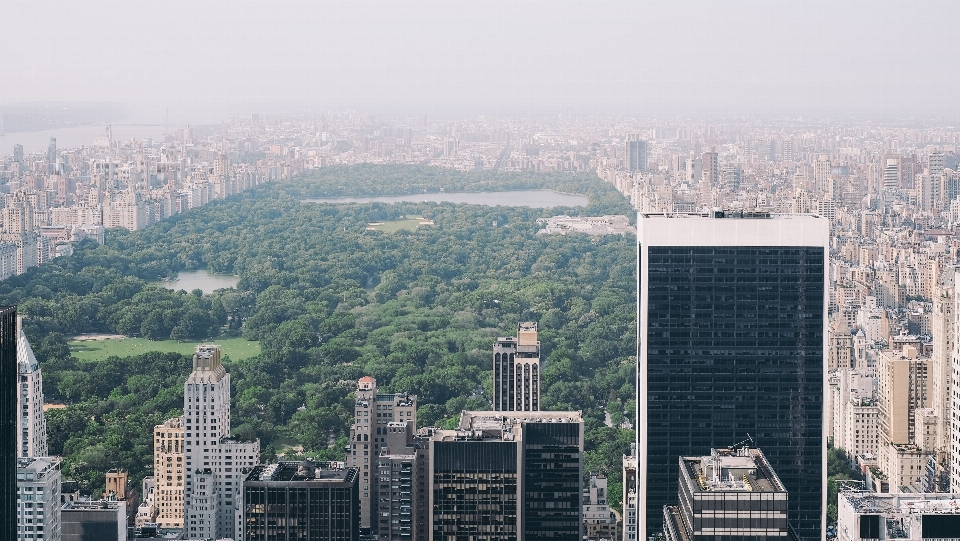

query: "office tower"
left=183, top=344, right=260, bottom=540
left=16, top=316, right=47, bottom=458
left=637, top=212, right=827, bottom=540
left=61, top=500, right=126, bottom=541
left=47, top=137, right=56, bottom=163
left=626, top=136, right=647, bottom=173
left=582, top=475, right=616, bottom=540
left=376, top=420, right=430, bottom=541
left=154, top=417, right=184, bottom=528
left=684, top=156, right=701, bottom=186
left=348, top=377, right=417, bottom=535
left=429, top=410, right=583, bottom=541
left=663, top=447, right=790, bottom=541
left=242, top=461, right=360, bottom=541
left=13, top=144, right=23, bottom=163
left=700, top=150, right=718, bottom=186
left=838, top=492, right=960, bottom=541
left=16, top=457, right=61, bottom=541
left=622, top=444, right=638, bottom=541
left=1, top=305, right=17, bottom=541
left=493, top=322, right=541, bottom=412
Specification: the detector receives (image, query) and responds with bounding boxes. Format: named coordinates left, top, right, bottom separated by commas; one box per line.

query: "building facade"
left=663, top=447, right=790, bottom=541
left=154, top=417, right=184, bottom=528
left=838, top=492, right=960, bottom=541
left=242, top=461, right=360, bottom=541
left=16, top=457, right=61, bottom=541
left=183, top=344, right=260, bottom=540
left=429, top=410, right=583, bottom=541
left=493, top=322, right=541, bottom=412
left=16, top=315, right=47, bottom=458
left=637, top=212, right=827, bottom=540
left=348, top=376, right=417, bottom=536
left=1, top=305, right=18, bottom=541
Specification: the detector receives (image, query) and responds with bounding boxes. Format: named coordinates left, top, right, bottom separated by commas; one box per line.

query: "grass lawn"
left=69, top=336, right=261, bottom=362
left=366, top=216, right=432, bottom=232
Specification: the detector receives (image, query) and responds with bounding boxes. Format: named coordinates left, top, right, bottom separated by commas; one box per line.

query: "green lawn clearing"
left=366, top=216, right=433, bottom=232
left=69, top=336, right=261, bottom=362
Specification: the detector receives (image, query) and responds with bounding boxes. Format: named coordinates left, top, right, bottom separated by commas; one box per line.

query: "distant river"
left=302, top=190, right=589, bottom=208
left=0, top=124, right=168, bottom=155
left=162, top=270, right=239, bottom=294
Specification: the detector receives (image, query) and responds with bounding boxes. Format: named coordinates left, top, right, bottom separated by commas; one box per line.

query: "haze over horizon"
left=2, top=0, right=959, bottom=122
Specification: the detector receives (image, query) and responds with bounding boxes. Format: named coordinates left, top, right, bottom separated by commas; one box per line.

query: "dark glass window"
left=641, top=246, right=824, bottom=541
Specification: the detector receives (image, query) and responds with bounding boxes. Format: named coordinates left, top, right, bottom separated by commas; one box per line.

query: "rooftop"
left=681, top=447, right=785, bottom=493
left=245, top=460, right=357, bottom=484
left=842, top=492, right=960, bottom=515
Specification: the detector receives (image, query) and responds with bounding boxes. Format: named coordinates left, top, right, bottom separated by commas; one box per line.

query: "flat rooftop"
left=245, top=461, right=356, bottom=483
left=681, top=447, right=786, bottom=493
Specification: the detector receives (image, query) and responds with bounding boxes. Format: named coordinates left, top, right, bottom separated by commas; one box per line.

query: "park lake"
left=162, top=270, right=240, bottom=294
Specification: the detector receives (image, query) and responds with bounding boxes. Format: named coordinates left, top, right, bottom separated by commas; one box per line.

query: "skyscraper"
left=700, top=150, right=719, bottom=187
left=625, top=136, right=647, bottom=173
left=348, top=376, right=417, bottom=535
left=429, top=410, right=583, bottom=541
left=242, top=461, right=360, bottom=541
left=47, top=137, right=56, bottom=164
left=493, top=322, right=541, bottom=412
left=183, top=344, right=260, bottom=540
left=1, top=306, right=17, bottom=541
left=16, top=316, right=47, bottom=458
left=637, top=212, right=827, bottom=540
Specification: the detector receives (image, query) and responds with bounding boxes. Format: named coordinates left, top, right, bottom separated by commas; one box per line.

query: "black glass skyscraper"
left=637, top=213, right=827, bottom=541
left=1, top=305, right=17, bottom=541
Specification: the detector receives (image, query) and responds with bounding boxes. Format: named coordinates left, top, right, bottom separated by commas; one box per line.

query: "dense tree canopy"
left=13, top=165, right=637, bottom=502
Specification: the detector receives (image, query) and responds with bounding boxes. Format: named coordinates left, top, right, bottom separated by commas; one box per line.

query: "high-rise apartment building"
left=375, top=420, right=430, bottom=541
left=625, top=136, right=647, bottom=173
left=930, top=271, right=953, bottom=475
left=348, top=377, right=417, bottom=535
left=1, top=305, right=18, bottom=541
left=242, top=461, right=360, bottom=541
left=429, top=410, right=583, bottom=541
left=16, top=316, right=47, bottom=458
left=183, top=344, right=260, bottom=540
left=16, top=457, right=61, bottom=541
left=700, top=150, right=718, bottom=186
left=637, top=212, right=827, bottom=540
left=878, top=346, right=929, bottom=447
left=814, top=154, right=832, bottom=193
left=493, top=322, right=541, bottom=412
left=154, top=417, right=184, bottom=528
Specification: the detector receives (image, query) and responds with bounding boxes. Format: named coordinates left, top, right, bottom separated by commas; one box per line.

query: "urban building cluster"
left=6, top=116, right=960, bottom=539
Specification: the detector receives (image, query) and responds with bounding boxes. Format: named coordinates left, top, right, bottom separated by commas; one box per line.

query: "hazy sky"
left=2, top=0, right=958, bottom=119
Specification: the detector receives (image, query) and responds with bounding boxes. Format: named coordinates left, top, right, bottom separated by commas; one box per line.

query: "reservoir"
left=302, top=189, right=588, bottom=208
left=162, top=270, right=239, bottom=294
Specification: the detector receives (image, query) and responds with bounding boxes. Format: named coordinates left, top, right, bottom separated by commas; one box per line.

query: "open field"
left=366, top=216, right=433, bottom=232
left=69, top=336, right=261, bottom=362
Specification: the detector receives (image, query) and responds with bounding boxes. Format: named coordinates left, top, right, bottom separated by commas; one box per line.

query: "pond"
left=162, top=270, right=239, bottom=294
left=301, top=189, right=589, bottom=207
